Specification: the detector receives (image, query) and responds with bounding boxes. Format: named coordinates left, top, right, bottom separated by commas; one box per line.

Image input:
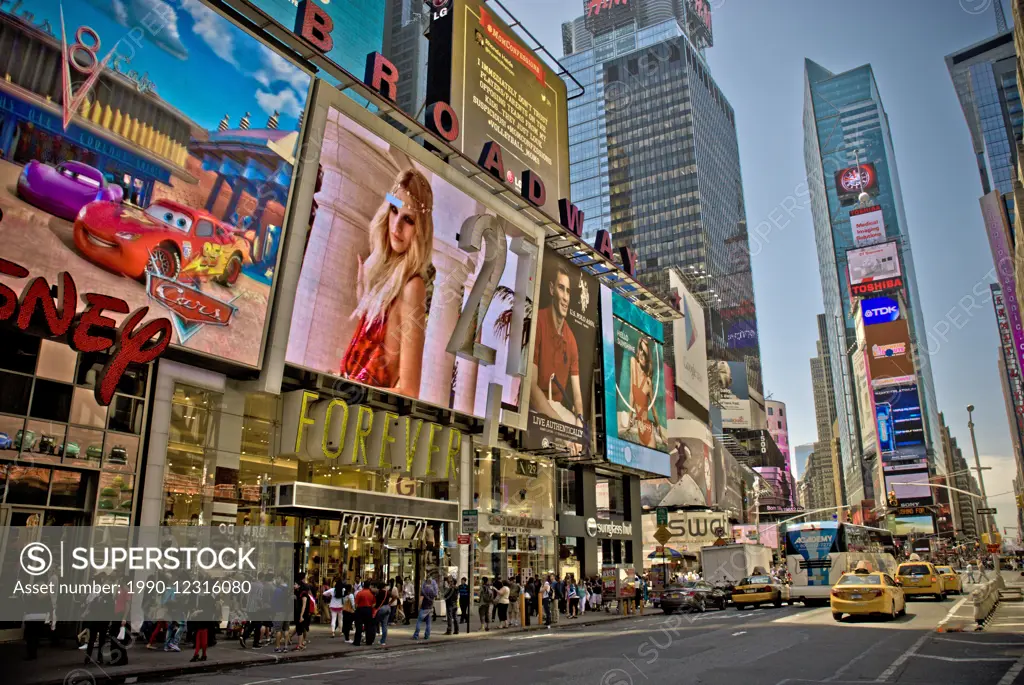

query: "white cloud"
left=83, top=0, right=189, bottom=60
left=180, top=0, right=237, bottom=66
left=254, top=46, right=310, bottom=93
left=255, top=88, right=303, bottom=118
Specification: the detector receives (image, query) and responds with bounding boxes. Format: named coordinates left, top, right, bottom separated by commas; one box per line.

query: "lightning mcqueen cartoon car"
left=74, top=199, right=253, bottom=285
left=17, top=160, right=124, bottom=221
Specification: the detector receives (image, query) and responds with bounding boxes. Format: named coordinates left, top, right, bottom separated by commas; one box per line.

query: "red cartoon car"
left=74, top=199, right=253, bottom=285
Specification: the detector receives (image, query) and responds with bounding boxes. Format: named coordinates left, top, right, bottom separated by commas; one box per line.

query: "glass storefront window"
left=6, top=466, right=50, bottom=506
left=558, top=467, right=578, bottom=516
left=36, top=340, right=77, bottom=383
left=65, top=426, right=104, bottom=466
left=596, top=473, right=625, bottom=519
left=70, top=387, right=108, bottom=428
left=97, top=471, right=134, bottom=526
left=103, top=433, right=139, bottom=474
left=49, top=469, right=85, bottom=509
left=474, top=451, right=554, bottom=519
left=22, top=419, right=65, bottom=465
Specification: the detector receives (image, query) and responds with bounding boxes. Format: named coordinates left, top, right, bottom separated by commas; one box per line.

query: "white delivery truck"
left=701, top=543, right=774, bottom=585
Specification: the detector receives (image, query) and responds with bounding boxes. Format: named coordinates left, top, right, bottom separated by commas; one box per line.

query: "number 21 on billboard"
left=446, top=216, right=536, bottom=379
left=60, top=6, right=120, bottom=130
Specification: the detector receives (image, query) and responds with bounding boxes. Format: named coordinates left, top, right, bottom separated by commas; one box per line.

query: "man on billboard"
left=531, top=265, right=585, bottom=442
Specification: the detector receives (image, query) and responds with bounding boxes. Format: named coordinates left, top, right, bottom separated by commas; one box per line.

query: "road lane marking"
left=825, top=639, right=884, bottom=682
left=773, top=608, right=827, bottom=623
left=875, top=633, right=929, bottom=682
left=998, top=653, right=1024, bottom=685
left=732, top=631, right=747, bottom=636
left=241, top=680, right=285, bottom=685
left=482, top=650, right=538, bottom=662
left=290, top=669, right=353, bottom=678
left=911, top=654, right=1018, bottom=663
left=934, top=637, right=1024, bottom=645
left=508, top=633, right=557, bottom=640
left=939, top=595, right=969, bottom=623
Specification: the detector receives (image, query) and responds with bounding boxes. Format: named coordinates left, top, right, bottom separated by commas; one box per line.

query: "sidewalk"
left=7, top=606, right=646, bottom=685
left=938, top=570, right=1024, bottom=633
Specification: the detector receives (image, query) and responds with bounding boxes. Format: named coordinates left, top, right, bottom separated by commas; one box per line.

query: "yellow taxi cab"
left=935, top=565, right=963, bottom=595
left=830, top=567, right=906, bottom=622
left=895, top=561, right=945, bottom=600
left=731, top=572, right=789, bottom=609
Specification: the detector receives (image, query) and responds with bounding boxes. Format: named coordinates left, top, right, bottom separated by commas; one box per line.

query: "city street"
left=158, top=594, right=1024, bottom=685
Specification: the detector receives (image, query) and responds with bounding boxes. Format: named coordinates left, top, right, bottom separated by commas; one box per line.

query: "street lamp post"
left=967, top=404, right=997, bottom=535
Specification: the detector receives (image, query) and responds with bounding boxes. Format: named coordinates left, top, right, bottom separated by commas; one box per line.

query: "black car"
left=661, top=581, right=728, bottom=614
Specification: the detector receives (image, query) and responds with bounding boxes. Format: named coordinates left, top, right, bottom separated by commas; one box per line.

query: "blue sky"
left=27, top=0, right=310, bottom=131
left=505, top=0, right=1022, bottom=532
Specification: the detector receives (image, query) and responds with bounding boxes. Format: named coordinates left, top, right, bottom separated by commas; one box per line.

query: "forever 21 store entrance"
left=267, top=482, right=460, bottom=590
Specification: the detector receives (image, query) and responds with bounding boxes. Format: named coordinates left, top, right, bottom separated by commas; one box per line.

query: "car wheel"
left=662, top=608, right=673, bottom=615
left=889, top=601, right=897, bottom=621
left=832, top=612, right=843, bottom=622
left=773, top=594, right=783, bottom=608
left=151, top=245, right=181, bottom=279
left=217, top=253, right=244, bottom=286
left=697, top=600, right=706, bottom=613
left=898, top=601, right=906, bottom=617
left=936, top=593, right=945, bottom=601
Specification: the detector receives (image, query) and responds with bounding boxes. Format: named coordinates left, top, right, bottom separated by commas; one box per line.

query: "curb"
left=29, top=612, right=645, bottom=685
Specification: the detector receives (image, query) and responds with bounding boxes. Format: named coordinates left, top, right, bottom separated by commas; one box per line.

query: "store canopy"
left=648, top=547, right=685, bottom=559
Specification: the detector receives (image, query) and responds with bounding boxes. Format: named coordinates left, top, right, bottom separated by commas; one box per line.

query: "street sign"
left=656, top=507, right=668, bottom=526
left=457, top=534, right=471, bottom=545
left=654, top=525, right=672, bottom=546
left=977, top=508, right=998, bottom=515
left=462, top=509, right=478, bottom=534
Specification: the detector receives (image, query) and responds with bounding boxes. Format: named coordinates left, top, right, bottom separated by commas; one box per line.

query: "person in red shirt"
left=530, top=265, right=584, bottom=451
left=352, top=584, right=377, bottom=646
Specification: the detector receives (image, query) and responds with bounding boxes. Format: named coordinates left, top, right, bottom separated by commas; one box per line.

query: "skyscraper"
left=803, top=60, right=944, bottom=519
left=947, top=28, right=1024, bottom=526
left=382, top=0, right=429, bottom=118
left=807, top=313, right=839, bottom=513
left=561, top=0, right=762, bottom=392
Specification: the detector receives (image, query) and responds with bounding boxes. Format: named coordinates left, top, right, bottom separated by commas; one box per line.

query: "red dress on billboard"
left=340, top=310, right=395, bottom=389
left=631, top=372, right=654, bottom=447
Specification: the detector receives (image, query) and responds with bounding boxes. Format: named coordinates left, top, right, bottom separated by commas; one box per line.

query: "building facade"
left=803, top=60, right=944, bottom=519
left=561, top=2, right=763, bottom=389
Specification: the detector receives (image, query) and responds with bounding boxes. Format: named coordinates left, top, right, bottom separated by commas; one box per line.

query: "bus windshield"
left=783, top=522, right=896, bottom=601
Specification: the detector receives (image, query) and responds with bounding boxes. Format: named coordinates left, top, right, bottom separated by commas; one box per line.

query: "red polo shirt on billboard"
left=534, top=307, right=579, bottom=404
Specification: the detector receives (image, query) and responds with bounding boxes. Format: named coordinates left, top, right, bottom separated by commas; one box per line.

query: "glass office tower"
left=803, top=60, right=943, bottom=512
left=562, top=3, right=762, bottom=389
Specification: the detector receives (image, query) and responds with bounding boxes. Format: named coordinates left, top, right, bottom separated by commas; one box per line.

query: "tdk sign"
left=862, top=296, right=900, bottom=325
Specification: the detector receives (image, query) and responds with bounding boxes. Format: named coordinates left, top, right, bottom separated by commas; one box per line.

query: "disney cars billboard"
left=0, top=0, right=312, bottom=368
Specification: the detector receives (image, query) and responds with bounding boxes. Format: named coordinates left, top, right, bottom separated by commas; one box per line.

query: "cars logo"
left=862, top=296, right=900, bottom=325
left=147, top=274, right=238, bottom=344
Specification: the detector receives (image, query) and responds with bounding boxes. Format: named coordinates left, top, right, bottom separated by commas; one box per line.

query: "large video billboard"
left=584, top=0, right=636, bottom=35
left=640, top=419, right=713, bottom=508
left=883, top=463, right=932, bottom=507
left=427, top=0, right=570, bottom=221
left=600, top=287, right=671, bottom=476
left=865, top=319, right=915, bottom=384
left=0, top=1, right=311, bottom=368
left=669, top=270, right=709, bottom=410
left=834, top=163, right=878, bottom=203
left=525, top=251, right=599, bottom=455
left=850, top=205, right=885, bottom=246
left=874, top=381, right=927, bottom=463
left=285, top=106, right=537, bottom=419
left=847, top=241, right=901, bottom=286
left=712, top=361, right=751, bottom=429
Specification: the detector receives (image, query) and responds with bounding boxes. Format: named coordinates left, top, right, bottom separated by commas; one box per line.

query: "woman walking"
left=567, top=575, right=579, bottom=618
left=375, top=581, right=392, bottom=647
left=496, top=579, right=510, bottom=628
left=323, top=579, right=345, bottom=637
left=341, top=584, right=355, bottom=642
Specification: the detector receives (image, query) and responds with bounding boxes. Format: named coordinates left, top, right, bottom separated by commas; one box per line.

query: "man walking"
left=352, top=583, right=377, bottom=646
left=542, top=576, right=553, bottom=626
left=458, top=577, right=470, bottom=627
left=478, top=577, right=495, bottom=631
left=966, top=561, right=977, bottom=584
left=443, top=577, right=459, bottom=635
left=412, top=575, right=438, bottom=640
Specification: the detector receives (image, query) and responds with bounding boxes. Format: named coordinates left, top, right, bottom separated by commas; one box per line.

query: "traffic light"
left=1016, top=492, right=1023, bottom=509
left=887, top=490, right=899, bottom=508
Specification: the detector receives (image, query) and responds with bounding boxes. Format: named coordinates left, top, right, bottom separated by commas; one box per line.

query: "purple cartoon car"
left=17, top=160, right=124, bottom=222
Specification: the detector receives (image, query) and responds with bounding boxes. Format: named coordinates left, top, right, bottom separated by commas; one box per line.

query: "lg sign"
left=862, top=296, right=899, bottom=326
